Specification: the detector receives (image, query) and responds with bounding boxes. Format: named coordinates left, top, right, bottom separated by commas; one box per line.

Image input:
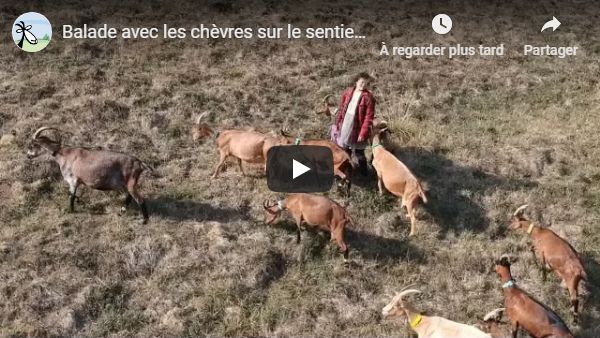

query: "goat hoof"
left=141, top=218, right=149, bottom=225
left=572, top=313, right=579, bottom=324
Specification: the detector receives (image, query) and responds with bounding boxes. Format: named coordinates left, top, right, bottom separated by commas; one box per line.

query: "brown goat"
left=191, top=112, right=214, bottom=141
left=263, top=193, right=351, bottom=261
left=371, top=121, right=427, bottom=236
left=316, top=94, right=337, bottom=116
left=494, top=255, right=573, bottom=338
left=510, top=205, right=587, bottom=317
left=279, top=130, right=355, bottom=194
left=26, top=127, right=152, bottom=223
left=191, top=113, right=290, bottom=178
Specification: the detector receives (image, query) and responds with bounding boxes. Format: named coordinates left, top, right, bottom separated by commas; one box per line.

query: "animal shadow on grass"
left=376, top=146, right=535, bottom=236
left=150, top=196, right=250, bottom=222
left=268, top=220, right=424, bottom=264
left=579, top=254, right=600, bottom=335
left=345, top=228, right=425, bottom=264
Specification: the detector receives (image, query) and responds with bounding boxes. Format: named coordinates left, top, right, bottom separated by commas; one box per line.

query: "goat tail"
left=417, top=181, right=428, bottom=204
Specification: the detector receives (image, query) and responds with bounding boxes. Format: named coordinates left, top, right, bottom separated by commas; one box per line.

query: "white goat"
left=382, top=289, right=492, bottom=338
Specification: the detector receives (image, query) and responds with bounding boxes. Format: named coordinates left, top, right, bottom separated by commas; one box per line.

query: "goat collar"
left=527, top=223, right=535, bottom=235
left=409, top=314, right=423, bottom=329
left=371, top=143, right=382, bottom=149
left=277, top=200, right=285, bottom=211
left=294, top=138, right=301, bottom=145
left=502, top=279, right=516, bottom=289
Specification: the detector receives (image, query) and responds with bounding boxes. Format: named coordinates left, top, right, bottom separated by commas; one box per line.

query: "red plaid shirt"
left=334, top=86, right=375, bottom=143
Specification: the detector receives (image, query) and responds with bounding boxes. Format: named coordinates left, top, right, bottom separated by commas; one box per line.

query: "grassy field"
left=1, top=1, right=599, bottom=337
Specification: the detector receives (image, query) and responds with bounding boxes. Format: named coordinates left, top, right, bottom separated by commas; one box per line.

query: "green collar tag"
left=295, top=138, right=301, bottom=145
left=502, top=280, right=516, bottom=288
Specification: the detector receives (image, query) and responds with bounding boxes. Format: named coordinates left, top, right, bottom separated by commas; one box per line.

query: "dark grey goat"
left=26, top=127, right=152, bottom=223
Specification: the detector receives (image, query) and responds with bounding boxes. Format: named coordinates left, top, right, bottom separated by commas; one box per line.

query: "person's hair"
left=353, top=72, right=374, bottom=84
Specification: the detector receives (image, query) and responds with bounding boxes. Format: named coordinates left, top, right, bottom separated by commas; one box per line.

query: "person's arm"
left=358, top=93, right=375, bottom=141
left=335, top=88, right=350, bottom=126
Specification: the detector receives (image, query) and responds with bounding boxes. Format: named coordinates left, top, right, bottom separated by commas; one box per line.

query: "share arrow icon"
left=292, top=159, right=311, bottom=179
left=541, top=16, right=561, bottom=32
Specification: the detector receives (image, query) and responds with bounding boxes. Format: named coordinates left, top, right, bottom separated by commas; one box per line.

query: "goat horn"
left=513, top=204, right=529, bottom=216
left=323, top=94, right=333, bottom=104
left=263, top=200, right=277, bottom=214
left=196, top=111, right=209, bottom=124
left=499, top=254, right=516, bottom=265
left=400, top=284, right=417, bottom=291
left=396, top=289, right=421, bottom=305
left=398, top=289, right=421, bottom=298
left=32, top=126, right=60, bottom=140
left=483, top=308, right=505, bottom=321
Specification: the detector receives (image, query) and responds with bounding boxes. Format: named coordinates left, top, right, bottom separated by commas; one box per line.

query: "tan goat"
left=382, top=289, right=492, bottom=338
left=191, top=113, right=290, bottom=178
left=371, top=121, right=427, bottom=236
left=316, top=94, right=337, bottom=116
left=263, top=193, right=351, bottom=261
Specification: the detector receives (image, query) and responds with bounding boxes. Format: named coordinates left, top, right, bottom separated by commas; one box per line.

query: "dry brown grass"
left=1, top=0, right=599, bottom=337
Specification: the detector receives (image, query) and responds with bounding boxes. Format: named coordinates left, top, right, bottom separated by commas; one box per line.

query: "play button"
left=292, top=159, right=311, bottom=179
left=266, top=145, right=334, bottom=193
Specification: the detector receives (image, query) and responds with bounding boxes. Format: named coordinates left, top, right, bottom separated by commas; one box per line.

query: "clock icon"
left=432, top=14, right=452, bottom=35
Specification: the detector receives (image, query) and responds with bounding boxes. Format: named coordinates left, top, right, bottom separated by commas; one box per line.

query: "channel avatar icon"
left=13, top=12, right=52, bottom=52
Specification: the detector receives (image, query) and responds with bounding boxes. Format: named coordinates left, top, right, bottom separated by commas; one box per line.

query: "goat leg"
left=541, top=255, right=547, bottom=282
left=511, top=322, right=519, bottom=338
left=69, top=194, right=76, bottom=212
left=67, top=182, right=79, bottom=212
left=140, top=201, right=149, bottom=224
left=120, top=193, right=133, bottom=214
left=237, top=158, right=246, bottom=176
left=124, top=193, right=133, bottom=206
left=568, top=276, right=581, bottom=319
left=529, top=246, right=540, bottom=268
left=127, top=182, right=149, bottom=224
left=212, top=152, right=227, bottom=178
